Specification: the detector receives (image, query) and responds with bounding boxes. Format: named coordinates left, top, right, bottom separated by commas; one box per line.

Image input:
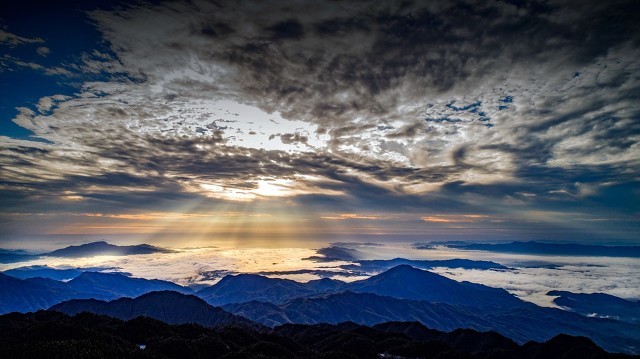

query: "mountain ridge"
left=50, top=290, right=257, bottom=329
left=2, top=311, right=630, bottom=358
left=0, top=241, right=173, bottom=263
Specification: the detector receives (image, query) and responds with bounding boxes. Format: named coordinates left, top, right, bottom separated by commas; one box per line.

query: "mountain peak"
left=371, top=265, right=450, bottom=282
left=385, top=264, right=428, bottom=273
left=345, top=265, right=525, bottom=309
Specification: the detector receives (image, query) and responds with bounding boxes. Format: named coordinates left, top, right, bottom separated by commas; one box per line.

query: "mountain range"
left=38, top=265, right=640, bottom=354
left=548, top=290, right=640, bottom=324
left=416, top=241, right=640, bottom=258
left=197, top=265, right=525, bottom=309
left=2, top=311, right=629, bottom=359
left=1, top=264, right=639, bottom=354
left=50, top=290, right=256, bottom=328
left=0, top=241, right=172, bottom=263
left=0, top=271, right=192, bottom=313
left=222, top=290, right=640, bottom=354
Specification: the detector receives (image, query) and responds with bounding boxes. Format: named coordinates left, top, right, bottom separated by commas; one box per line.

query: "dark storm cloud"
left=197, top=1, right=639, bottom=123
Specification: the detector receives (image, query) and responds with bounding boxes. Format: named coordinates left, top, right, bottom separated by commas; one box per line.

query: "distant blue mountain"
left=0, top=241, right=174, bottom=263
left=305, top=246, right=508, bottom=272
left=548, top=290, right=640, bottom=324
left=0, top=249, right=38, bottom=263
left=0, top=273, right=73, bottom=313
left=304, top=277, right=345, bottom=291
left=340, top=258, right=508, bottom=272
left=0, top=271, right=192, bottom=314
left=66, top=272, right=192, bottom=299
left=3, top=265, right=90, bottom=280
left=197, top=265, right=525, bottom=309
left=197, top=273, right=317, bottom=306
left=50, top=290, right=257, bottom=328
left=417, top=241, right=640, bottom=258
left=342, top=265, right=525, bottom=309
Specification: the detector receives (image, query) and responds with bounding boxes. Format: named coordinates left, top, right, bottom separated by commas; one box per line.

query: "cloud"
left=36, top=47, right=50, bottom=57
left=0, top=29, right=44, bottom=46
left=321, top=213, right=384, bottom=220
left=2, top=242, right=637, bottom=307
left=421, top=214, right=489, bottom=223
left=0, top=0, right=639, bottom=240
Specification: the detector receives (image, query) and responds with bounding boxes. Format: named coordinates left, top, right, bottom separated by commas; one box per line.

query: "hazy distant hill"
left=197, top=273, right=317, bottom=306
left=0, top=241, right=174, bottom=264
left=418, top=241, right=640, bottom=258
left=196, top=265, right=522, bottom=309
left=548, top=290, right=640, bottom=324
left=4, top=266, right=81, bottom=281
left=3, top=265, right=97, bottom=281
left=66, top=272, right=192, bottom=299
left=50, top=290, right=256, bottom=328
left=0, top=311, right=629, bottom=358
left=45, top=241, right=173, bottom=258
left=340, top=257, right=509, bottom=272
left=0, top=272, right=192, bottom=314
left=0, top=249, right=38, bottom=263
left=0, top=273, right=72, bottom=313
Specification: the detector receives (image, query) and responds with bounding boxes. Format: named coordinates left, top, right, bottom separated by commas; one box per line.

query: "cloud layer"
left=0, top=0, right=639, bottom=240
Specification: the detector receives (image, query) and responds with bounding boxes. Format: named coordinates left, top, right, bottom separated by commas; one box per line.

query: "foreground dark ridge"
left=1, top=311, right=635, bottom=359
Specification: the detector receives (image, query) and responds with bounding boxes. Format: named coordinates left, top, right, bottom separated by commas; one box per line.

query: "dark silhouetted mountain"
left=303, top=245, right=361, bottom=262
left=343, top=265, right=526, bottom=309
left=373, top=321, right=444, bottom=341
left=439, top=328, right=521, bottom=354
left=197, top=273, right=316, bottom=306
left=548, top=290, right=640, bottom=324
left=224, top=291, right=640, bottom=354
left=419, top=241, right=640, bottom=258
left=66, top=272, right=192, bottom=299
left=521, top=334, right=611, bottom=359
left=1, top=311, right=631, bottom=358
left=50, top=290, right=257, bottom=328
left=45, top=241, right=173, bottom=258
left=341, top=258, right=508, bottom=272
left=374, top=322, right=522, bottom=354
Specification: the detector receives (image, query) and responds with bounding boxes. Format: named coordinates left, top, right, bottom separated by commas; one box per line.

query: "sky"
left=1, top=0, right=639, bottom=249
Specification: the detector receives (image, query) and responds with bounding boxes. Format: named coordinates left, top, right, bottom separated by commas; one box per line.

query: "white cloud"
left=0, top=30, right=44, bottom=46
